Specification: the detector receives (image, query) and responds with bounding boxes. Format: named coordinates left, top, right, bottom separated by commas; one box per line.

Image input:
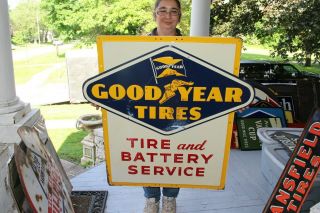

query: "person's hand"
left=91, top=103, right=100, bottom=110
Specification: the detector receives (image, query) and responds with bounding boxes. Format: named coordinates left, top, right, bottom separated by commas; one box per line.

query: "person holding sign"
left=143, top=2, right=182, bottom=213
left=92, top=0, right=182, bottom=212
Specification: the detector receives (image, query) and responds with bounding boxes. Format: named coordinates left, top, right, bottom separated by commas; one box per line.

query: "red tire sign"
left=263, top=108, right=320, bottom=212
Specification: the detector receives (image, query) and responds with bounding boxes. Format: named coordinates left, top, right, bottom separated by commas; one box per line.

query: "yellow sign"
left=83, top=36, right=254, bottom=189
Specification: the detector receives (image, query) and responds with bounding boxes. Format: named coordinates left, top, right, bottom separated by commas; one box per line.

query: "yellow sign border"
left=97, top=35, right=242, bottom=190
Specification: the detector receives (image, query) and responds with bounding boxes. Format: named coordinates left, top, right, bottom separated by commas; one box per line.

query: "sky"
left=8, top=0, right=21, bottom=9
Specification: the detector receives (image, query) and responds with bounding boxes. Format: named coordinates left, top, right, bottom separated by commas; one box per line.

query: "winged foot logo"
left=83, top=46, right=254, bottom=135
left=150, top=56, right=193, bottom=104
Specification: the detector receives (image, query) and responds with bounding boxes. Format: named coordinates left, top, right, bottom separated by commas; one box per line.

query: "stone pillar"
left=190, top=0, right=212, bottom=36
left=0, top=0, right=25, bottom=115
left=0, top=1, right=42, bottom=211
left=0, top=0, right=40, bottom=144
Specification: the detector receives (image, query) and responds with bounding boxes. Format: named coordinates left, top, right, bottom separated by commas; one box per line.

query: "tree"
left=260, top=0, right=320, bottom=66
left=210, top=0, right=263, bottom=37
left=10, top=0, right=43, bottom=44
left=41, top=0, right=191, bottom=44
left=42, top=0, right=156, bottom=42
left=210, top=0, right=320, bottom=66
left=40, top=0, right=83, bottom=41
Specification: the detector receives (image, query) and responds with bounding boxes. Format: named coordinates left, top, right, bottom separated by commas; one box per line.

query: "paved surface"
left=60, top=159, right=86, bottom=179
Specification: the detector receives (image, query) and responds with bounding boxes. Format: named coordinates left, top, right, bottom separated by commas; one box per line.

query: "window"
left=271, top=64, right=300, bottom=79
left=282, top=65, right=300, bottom=78
left=239, top=63, right=271, bottom=79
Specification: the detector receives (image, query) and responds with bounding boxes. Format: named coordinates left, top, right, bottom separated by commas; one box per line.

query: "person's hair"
left=153, top=0, right=181, bottom=21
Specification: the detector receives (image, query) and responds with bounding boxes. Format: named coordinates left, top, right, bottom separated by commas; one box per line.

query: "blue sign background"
left=84, top=46, right=253, bottom=134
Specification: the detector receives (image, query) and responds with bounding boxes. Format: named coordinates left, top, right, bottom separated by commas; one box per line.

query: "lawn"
left=241, top=52, right=281, bottom=61
left=295, top=63, right=320, bottom=74
left=14, top=51, right=65, bottom=84
left=48, top=128, right=87, bottom=164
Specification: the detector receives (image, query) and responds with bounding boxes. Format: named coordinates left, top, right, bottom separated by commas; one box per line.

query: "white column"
left=190, top=0, right=212, bottom=36
left=0, top=1, right=42, bottom=210
left=0, top=0, right=25, bottom=114
left=0, top=0, right=44, bottom=145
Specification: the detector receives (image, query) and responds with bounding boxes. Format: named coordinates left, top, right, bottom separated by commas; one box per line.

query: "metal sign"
left=236, top=107, right=287, bottom=127
left=269, top=131, right=299, bottom=154
left=83, top=36, right=254, bottom=189
left=278, top=96, right=295, bottom=124
left=237, top=117, right=283, bottom=150
left=263, top=108, right=320, bottom=213
left=14, top=127, right=74, bottom=213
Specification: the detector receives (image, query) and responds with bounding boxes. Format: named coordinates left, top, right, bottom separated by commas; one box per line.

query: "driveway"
left=12, top=44, right=73, bottom=61
left=12, top=45, right=55, bottom=61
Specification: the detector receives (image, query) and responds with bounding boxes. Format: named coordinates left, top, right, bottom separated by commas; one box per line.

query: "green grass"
left=14, top=51, right=65, bottom=84
left=295, top=64, right=320, bottom=74
left=241, top=53, right=281, bottom=61
left=48, top=128, right=87, bottom=164
left=38, top=103, right=99, bottom=120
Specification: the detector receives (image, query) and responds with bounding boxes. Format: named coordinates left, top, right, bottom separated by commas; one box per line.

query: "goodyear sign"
left=83, top=36, right=254, bottom=189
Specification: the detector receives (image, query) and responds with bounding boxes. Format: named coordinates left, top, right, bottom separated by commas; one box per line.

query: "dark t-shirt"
left=148, top=28, right=182, bottom=36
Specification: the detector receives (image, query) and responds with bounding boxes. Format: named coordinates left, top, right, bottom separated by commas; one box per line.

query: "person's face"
left=155, top=0, right=180, bottom=34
